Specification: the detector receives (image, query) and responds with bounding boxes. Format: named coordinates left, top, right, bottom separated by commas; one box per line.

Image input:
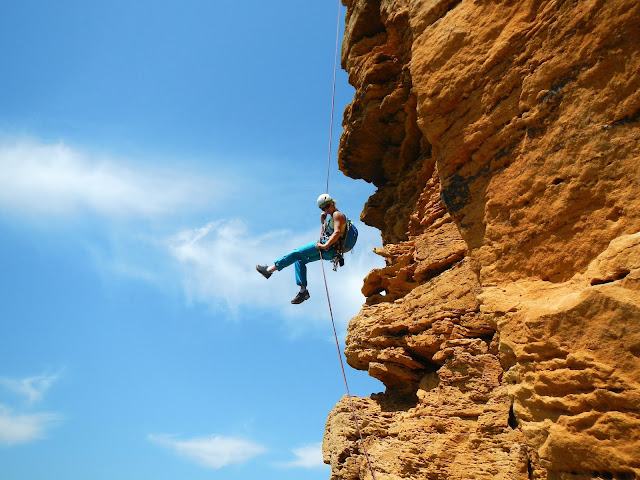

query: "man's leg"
left=294, top=260, right=307, bottom=287
left=259, top=242, right=337, bottom=305
left=287, top=258, right=309, bottom=303
left=258, top=242, right=318, bottom=279
left=274, top=242, right=320, bottom=271
left=294, top=247, right=338, bottom=286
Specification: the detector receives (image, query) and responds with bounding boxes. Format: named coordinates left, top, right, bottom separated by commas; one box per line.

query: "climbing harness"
left=321, top=225, right=344, bottom=272
left=331, top=252, right=344, bottom=272
left=329, top=245, right=344, bottom=271
left=320, top=2, right=378, bottom=480
left=321, top=214, right=358, bottom=271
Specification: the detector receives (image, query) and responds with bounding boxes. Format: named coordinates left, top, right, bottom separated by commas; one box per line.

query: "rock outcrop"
left=323, top=0, right=640, bottom=479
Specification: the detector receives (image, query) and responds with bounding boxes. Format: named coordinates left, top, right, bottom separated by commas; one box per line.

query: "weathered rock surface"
left=323, top=0, right=640, bottom=479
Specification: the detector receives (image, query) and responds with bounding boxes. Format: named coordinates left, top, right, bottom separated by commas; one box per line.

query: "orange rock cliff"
left=322, top=1, right=640, bottom=479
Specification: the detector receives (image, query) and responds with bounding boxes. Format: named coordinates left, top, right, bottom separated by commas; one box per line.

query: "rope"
left=321, top=3, right=378, bottom=479
left=325, top=0, right=342, bottom=194
left=319, top=251, right=378, bottom=480
left=320, top=0, right=376, bottom=480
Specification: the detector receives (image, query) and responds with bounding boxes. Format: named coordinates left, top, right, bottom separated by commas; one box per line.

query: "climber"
left=256, top=193, right=353, bottom=304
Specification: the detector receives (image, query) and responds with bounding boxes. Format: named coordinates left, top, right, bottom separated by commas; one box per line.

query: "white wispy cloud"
left=166, top=219, right=384, bottom=328
left=0, top=371, right=64, bottom=447
left=0, top=406, right=62, bottom=447
left=0, top=138, right=216, bottom=219
left=0, top=137, right=384, bottom=330
left=0, top=371, right=63, bottom=405
left=148, top=434, right=267, bottom=469
left=167, top=219, right=309, bottom=310
left=275, top=442, right=328, bottom=469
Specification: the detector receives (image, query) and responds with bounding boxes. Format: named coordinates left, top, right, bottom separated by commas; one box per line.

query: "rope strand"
left=326, top=0, right=341, bottom=194
left=322, top=3, right=378, bottom=479
left=319, top=251, right=378, bottom=480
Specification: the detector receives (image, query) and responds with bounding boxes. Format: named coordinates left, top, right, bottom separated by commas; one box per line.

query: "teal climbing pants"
left=274, top=241, right=337, bottom=287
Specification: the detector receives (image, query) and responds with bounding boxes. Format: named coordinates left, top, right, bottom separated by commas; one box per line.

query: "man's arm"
left=316, top=211, right=346, bottom=250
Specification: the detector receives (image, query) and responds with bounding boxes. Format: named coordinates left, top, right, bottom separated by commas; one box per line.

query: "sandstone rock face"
left=323, top=0, right=640, bottom=479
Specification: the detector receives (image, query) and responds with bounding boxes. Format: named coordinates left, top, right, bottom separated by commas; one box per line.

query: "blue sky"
left=0, top=2, right=385, bottom=479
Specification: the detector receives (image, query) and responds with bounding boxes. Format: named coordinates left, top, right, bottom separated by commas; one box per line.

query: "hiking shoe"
left=291, top=290, right=310, bottom=304
left=256, top=265, right=272, bottom=279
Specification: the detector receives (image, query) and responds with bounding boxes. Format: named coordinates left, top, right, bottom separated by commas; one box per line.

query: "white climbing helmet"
left=317, top=193, right=334, bottom=208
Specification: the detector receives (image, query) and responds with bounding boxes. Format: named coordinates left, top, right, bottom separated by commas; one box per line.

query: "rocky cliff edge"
left=323, top=1, right=640, bottom=479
